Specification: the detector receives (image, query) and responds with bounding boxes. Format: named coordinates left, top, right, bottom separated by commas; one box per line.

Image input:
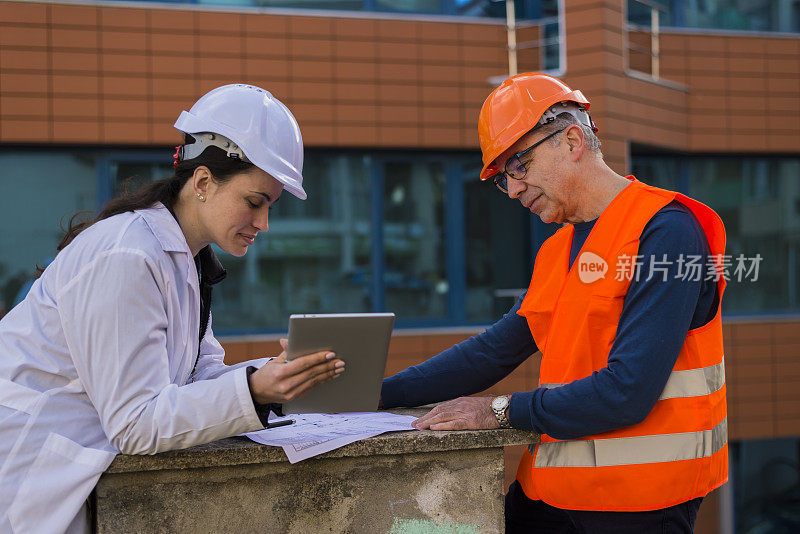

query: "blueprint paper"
left=280, top=432, right=383, bottom=463
left=244, top=412, right=417, bottom=463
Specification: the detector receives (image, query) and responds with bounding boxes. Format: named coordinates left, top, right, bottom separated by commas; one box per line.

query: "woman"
left=0, top=84, right=343, bottom=533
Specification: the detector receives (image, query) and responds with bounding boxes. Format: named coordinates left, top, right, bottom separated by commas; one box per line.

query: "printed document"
left=245, top=412, right=417, bottom=463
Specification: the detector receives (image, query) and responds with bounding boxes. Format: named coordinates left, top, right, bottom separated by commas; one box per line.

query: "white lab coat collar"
left=137, top=202, right=191, bottom=254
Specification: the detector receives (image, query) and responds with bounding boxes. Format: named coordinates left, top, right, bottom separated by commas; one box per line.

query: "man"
left=380, top=73, right=727, bottom=533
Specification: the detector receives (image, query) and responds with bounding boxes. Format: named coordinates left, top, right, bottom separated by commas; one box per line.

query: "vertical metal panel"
left=96, top=156, right=113, bottom=209
left=369, top=157, right=386, bottom=312
left=678, top=156, right=690, bottom=194
left=445, top=160, right=466, bottom=322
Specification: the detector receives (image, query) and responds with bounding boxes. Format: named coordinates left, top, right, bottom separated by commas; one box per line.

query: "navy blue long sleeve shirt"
left=381, top=201, right=718, bottom=439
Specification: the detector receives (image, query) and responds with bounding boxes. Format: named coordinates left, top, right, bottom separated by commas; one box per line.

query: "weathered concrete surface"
left=95, top=408, right=540, bottom=533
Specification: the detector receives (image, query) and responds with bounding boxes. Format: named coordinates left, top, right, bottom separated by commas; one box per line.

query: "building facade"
left=1, top=0, right=799, bottom=531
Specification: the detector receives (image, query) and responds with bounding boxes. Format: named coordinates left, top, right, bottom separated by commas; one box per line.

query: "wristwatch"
left=491, top=395, right=512, bottom=428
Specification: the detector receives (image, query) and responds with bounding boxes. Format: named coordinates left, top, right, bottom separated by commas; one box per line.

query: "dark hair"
left=38, top=142, right=255, bottom=276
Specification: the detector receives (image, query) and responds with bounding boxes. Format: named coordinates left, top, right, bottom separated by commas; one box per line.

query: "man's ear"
left=564, top=124, right=584, bottom=161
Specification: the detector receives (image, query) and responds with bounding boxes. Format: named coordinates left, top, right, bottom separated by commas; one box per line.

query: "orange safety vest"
left=516, top=177, right=728, bottom=512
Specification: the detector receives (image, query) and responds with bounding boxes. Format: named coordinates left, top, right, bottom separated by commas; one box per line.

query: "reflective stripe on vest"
left=540, top=358, right=726, bottom=401
left=533, top=417, right=727, bottom=468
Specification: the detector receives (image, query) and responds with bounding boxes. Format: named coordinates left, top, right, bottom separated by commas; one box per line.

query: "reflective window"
left=6, top=148, right=797, bottom=329
left=462, top=160, right=557, bottom=321
left=630, top=153, right=681, bottom=191
left=113, top=162, right=173, bottom=199
left=2, top=148, right=532, bottom=331
left=0, top=150, right=97, bottom=315
left=199, top=0, right=364, bottom=10
left=632, top=153, right=800, bottom=314
left=690, top=157, right=800, bottom=314
left=94, top=0, right=556, bottom=20
left=628, top=0, right=800, bottom=34
left=730, top=438, right=800, bottom=532
left=383, top=161, right=447, bottom=319
left=376, top=0, right=441, bottom=13
left=212, top=153, right=374, bottom=332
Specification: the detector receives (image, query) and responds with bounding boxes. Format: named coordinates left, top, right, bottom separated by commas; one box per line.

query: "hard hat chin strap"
left=538, top=101, right=598, bottom=133
left=180, top=132, right=251, bottom=163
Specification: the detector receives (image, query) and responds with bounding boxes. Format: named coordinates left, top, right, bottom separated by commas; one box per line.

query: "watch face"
left=492, top=396, right=508, bottom=411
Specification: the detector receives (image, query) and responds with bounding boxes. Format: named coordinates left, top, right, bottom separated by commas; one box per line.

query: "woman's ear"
left=192, top=166, right=212, bottom=199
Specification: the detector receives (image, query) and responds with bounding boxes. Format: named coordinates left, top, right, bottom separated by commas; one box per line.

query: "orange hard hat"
left=478, top=72, right=593, bottom=181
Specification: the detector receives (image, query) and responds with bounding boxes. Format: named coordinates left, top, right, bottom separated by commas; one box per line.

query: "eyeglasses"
left=490, top=127, right=566, bottom=193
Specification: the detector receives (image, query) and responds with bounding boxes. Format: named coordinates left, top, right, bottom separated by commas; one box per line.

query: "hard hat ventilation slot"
left=179, top=132, right=251, bottom=164
left=537, top=102, right=596, bottom=133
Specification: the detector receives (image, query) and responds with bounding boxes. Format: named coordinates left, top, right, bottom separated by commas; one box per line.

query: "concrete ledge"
left=96, top=409, right=540, bottom=533
left=106, top=408, right=541, bottom=473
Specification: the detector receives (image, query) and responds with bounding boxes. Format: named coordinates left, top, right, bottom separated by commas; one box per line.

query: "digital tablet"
left=283, top=313, right=396, bottom=414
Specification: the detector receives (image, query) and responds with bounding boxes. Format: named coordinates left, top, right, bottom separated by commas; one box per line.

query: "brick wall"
left=3, top=1, right=797, bottom=159
left=0, top=1, right=510, bottom=148
left=660, top=32, right=800, bottom=154
left=560, top=0, right=800, bottom=174
left=725, top=320, right=800, bottom=439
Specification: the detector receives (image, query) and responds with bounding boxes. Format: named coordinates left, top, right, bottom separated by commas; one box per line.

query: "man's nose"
left=506, top=177, right=526, bottom=199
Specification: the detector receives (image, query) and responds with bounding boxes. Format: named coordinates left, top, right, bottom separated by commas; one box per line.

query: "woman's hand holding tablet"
left=248, top=338, right=345, bottom=405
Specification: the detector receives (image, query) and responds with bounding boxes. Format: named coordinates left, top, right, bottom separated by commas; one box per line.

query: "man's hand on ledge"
left=412, top=397, right=500, bottom=431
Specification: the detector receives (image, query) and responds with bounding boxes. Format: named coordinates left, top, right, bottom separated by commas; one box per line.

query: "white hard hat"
left=174, top=84, right=306, bottom=200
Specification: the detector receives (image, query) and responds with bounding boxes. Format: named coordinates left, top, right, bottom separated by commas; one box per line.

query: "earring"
left=197, top=193, right=205, bottom=201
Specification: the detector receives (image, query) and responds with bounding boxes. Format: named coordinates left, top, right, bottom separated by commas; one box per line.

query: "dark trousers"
left=505, top=481, right=703, bottom=534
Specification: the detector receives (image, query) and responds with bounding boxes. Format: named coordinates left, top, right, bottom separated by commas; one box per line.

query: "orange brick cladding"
left=0, top=1, right=511, bottom=148
left=2, top=1, right=797, bottom=165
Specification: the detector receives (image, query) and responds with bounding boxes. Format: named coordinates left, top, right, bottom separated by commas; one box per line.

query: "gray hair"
left=538, top=112, right=602, bottom=156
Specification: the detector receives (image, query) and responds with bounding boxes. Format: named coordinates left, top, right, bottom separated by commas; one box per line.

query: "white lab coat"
left=0, top=203, right=265, bottom=533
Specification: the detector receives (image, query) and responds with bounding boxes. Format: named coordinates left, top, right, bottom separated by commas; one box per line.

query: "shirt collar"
left=137, top=202, right=191, bottom=253
left=573, top=218, right=598, bottom=234
left=137, top=202, right=227, bottom=285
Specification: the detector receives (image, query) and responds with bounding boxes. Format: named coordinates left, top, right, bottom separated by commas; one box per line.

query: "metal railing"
left=488, top=0, right=564, bottom=84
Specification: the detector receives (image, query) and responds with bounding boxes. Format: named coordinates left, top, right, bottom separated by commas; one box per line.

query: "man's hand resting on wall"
left=412, top=397, right=500, bottom=431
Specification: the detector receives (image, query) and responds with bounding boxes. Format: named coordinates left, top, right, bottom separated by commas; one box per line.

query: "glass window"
left=112, top=162, right=173, bottom=199
left=376, top=0, right=441, bottom=13
left=730, top=438, right=800, bottom=532
left=628, top=0, right=800, bottom=34
left=689, top=157, right=800, bottom=314
left=631, top=153, right=681, bottom=191
left=0, top=150, right=97, bottom=315
left=382, top=161, right=448, bottom=319
left=632, top=152, right=800, bottom=314
left=203, top=0, right=364, bottom=10
left=463, top=160, right=554, bottom=321
left=96, top=0, right=557, bottom=21
left=211, top=153, right=373, bottom=332
left=0, top=147, right=540, bottom=332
